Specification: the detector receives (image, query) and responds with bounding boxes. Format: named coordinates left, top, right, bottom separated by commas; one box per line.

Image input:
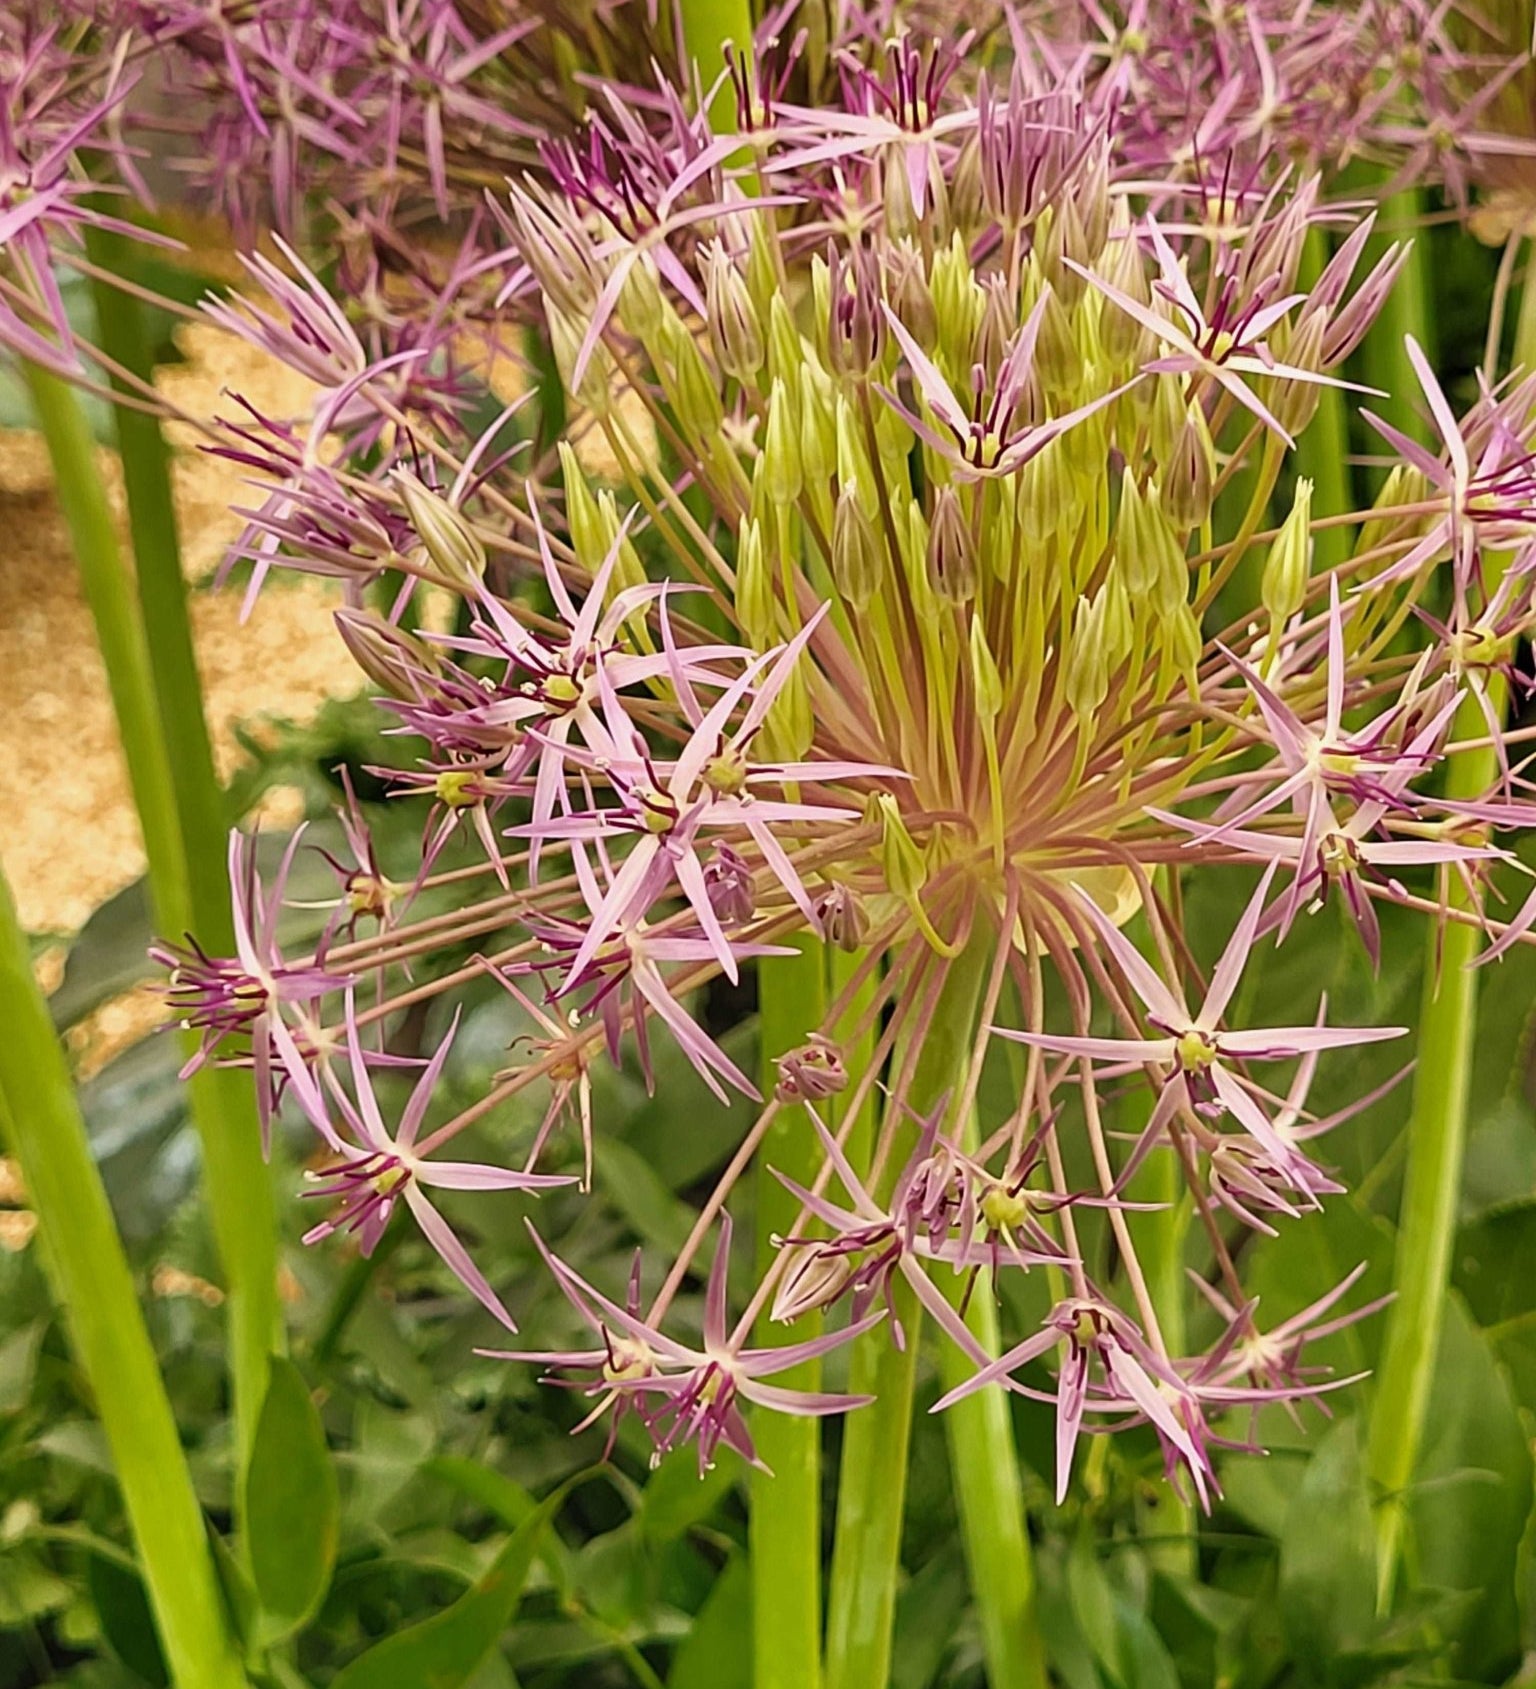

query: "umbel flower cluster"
left=142, top=24, right=1536, bottom=1508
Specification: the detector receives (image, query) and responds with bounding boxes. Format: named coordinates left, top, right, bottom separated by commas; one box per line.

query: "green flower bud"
left=1096, top=226, right=1153, bottom=369
left=766, top=292, right=804, bottom=392
left=1357, top=464, right=1425, bottom=564
left=969, top=616, right=1004, bottom=720
left=875, top=793, right=927, bottom=902
left=888, top=240, right=937, bottom=350
left=835, top=393, right=873, bottom=489
left=618, top=250, right=664, bottom=341
left=1115, top=470, right=1185, bottom=597
left=661, top=316, right=723, bottom=436
left=1146, top=371, right=1189, bottom=466
left=832, top=483, right=882, bottom=610
left=762, top=660, right=814, bottom=762
left=737, top=517, right=775, bottom=645
left=762, top=379, right=803, bottom=506
left=598, top=490, right=647, bottom=595
left=558, top=442, right=607, bottom=569
left=1037, top=200, right=1090, bottom=308
left=883, top=147, right=916, bottom=241
left=705, top=243, right=766, bottom=383
left=1261, top=477, right=1313, bottom=625
left=547, top=300, right=613, bottom=415
left=1163, top=409, right=1217, bottom=530
left=393, top=470, right=486, bottom=589
left=931, top=232, right=983, bottom=372
left=1161, top=598, right=1204, bottom=680
left=926, top=485, right=977, bottom=603
left=799, top=360, right=836, bottom=491
left=1064, top=595, right=1110, bottom=721
left=1035, top=286, right=1080, bottom=400
left=1018, top=437, right=1071, bottom=546
left=1264, top=310, right=1327, bottom=438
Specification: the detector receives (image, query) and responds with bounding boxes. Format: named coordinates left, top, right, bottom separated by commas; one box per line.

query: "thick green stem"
left=1357, top=188, right=1434, bottom=455
left=677, top=0, right=752, bottom=126
left=84, top=235, right=230, bottom=926
left=1295, top=227, right=1353, bottom=574
left=0, top=863, right=248, bottom=1689
left=1364, top=298, right=1528, bottom=1605
left=751, top=940, right=829, bottom=1689
left=828, top=937, right=1043, bottom=1689
left=24, top=360, right=279, bottom=1485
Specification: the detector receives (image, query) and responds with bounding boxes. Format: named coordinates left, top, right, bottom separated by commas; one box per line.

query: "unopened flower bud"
left=930, top=232, right=983, bottom=370
left=661, top=316, right=723, bottom=436
left=815, top=882, right=869, bottom=951
left=1261, top=478, right=1313, bottom=625
left=1018, top=438, right=1072, bottom=545
left=559, top=442, right=606, bottom=569
left=1266, top=311, right=1327, bottom=437
left=393, top=471, right=486, bottom=589
left=969, top=617, right=1003, bottom=720
left=766, top=293, right=804, bottom=391
left=335, top=607, right=440, bottom=699
left=1162, top=597, right=1204, bottom=680
left=828, top=246, right=884, bottom=375
left=771, top=1245, right=855, bottom=1324
left=1034, top=286, right=1080, bottom=401
left=799, top=362, right=836, bottom=491
left=1096, top=232, right=1153, bottom=368
left=832, top=483, right=882, bottom=609
left=1164, top=410, right=1216, bottom=531
left=1037, top=200, right=1090, bottom=307
left=775, top=1034, right=848, bottom=1103
left=762, top=660, right=813, bottom=762
left=619, top=250, right=664, bottom=341
left=874, top=793, right=927, bottom=902
left=974, top=277, right=1014, bottom=378
left=706, top=243, right=766, bottom=383
left=926, top=485, right=977, bottom=603
left=888, top=240, right=937, bottom=350
left=703, top=844, right=755, bottom=926
left=762, top=379, right=803, bottom=506
left=1064, top=594, right=1110, bottom=721
left=883, top=147, right=916, bottom=242
left=547, top=300, right=612, bottom=415
left=737, top=517, right=775, bottom=645
left=1115, top=470, right=1184, bottom=597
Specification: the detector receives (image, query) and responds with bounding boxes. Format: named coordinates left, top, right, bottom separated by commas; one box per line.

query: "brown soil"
left=0, top=323, right=357, bottom=934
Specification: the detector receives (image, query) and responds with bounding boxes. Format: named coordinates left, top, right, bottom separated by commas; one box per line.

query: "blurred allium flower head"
left=154, top=12, right=1536, bottom=1506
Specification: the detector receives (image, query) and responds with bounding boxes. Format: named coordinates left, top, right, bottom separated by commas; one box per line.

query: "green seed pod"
left=762, top=379, right=803, bottom=506
left=832, top=483, right=882, bottom=610
left=1261, top=477, right=1313, bottom=625
left=393, top=470, right=486, bottom=590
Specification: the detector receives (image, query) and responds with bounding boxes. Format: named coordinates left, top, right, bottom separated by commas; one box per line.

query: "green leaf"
left=1277, top=1417, right=1377, bottom=1676
left=86, top=1550, right=170, bottom=1688
left=666, top=1552, right=751, bottom=1689
left=637, top=1443, right=740, bottom=1545
left=245, top=1357, right=340, bottom=1643
left=329, top=1482, right=567, bottom=1689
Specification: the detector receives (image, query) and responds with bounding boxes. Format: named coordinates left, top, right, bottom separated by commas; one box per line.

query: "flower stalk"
left=23, top=358, right=280, bottom=1487
left=751, top=939, right=831, bottom=1689
left=0, top=861, right=248, bottom=1689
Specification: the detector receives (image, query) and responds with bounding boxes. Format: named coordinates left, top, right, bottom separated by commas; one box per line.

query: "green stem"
left=23, top=359, right=280, bottom=1488
left=1357, top=188, right=1434, bottom=456
left=0, top=863, right=248, bottom=1689
left=1364, top=298, right=1528, bottom=1608
left=750, top=939, right=829, bottom=1689
left=827, top=937, right=1043, bottom=1689
left=1295, top=227, right=1353, bottom=575
left=84, top=234, right=230, bottom=928
left=677, top=0, right=752, bottom=126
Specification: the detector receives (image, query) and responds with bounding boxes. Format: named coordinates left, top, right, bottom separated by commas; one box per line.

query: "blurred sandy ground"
left=0, top=321, right=358, bottom=935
